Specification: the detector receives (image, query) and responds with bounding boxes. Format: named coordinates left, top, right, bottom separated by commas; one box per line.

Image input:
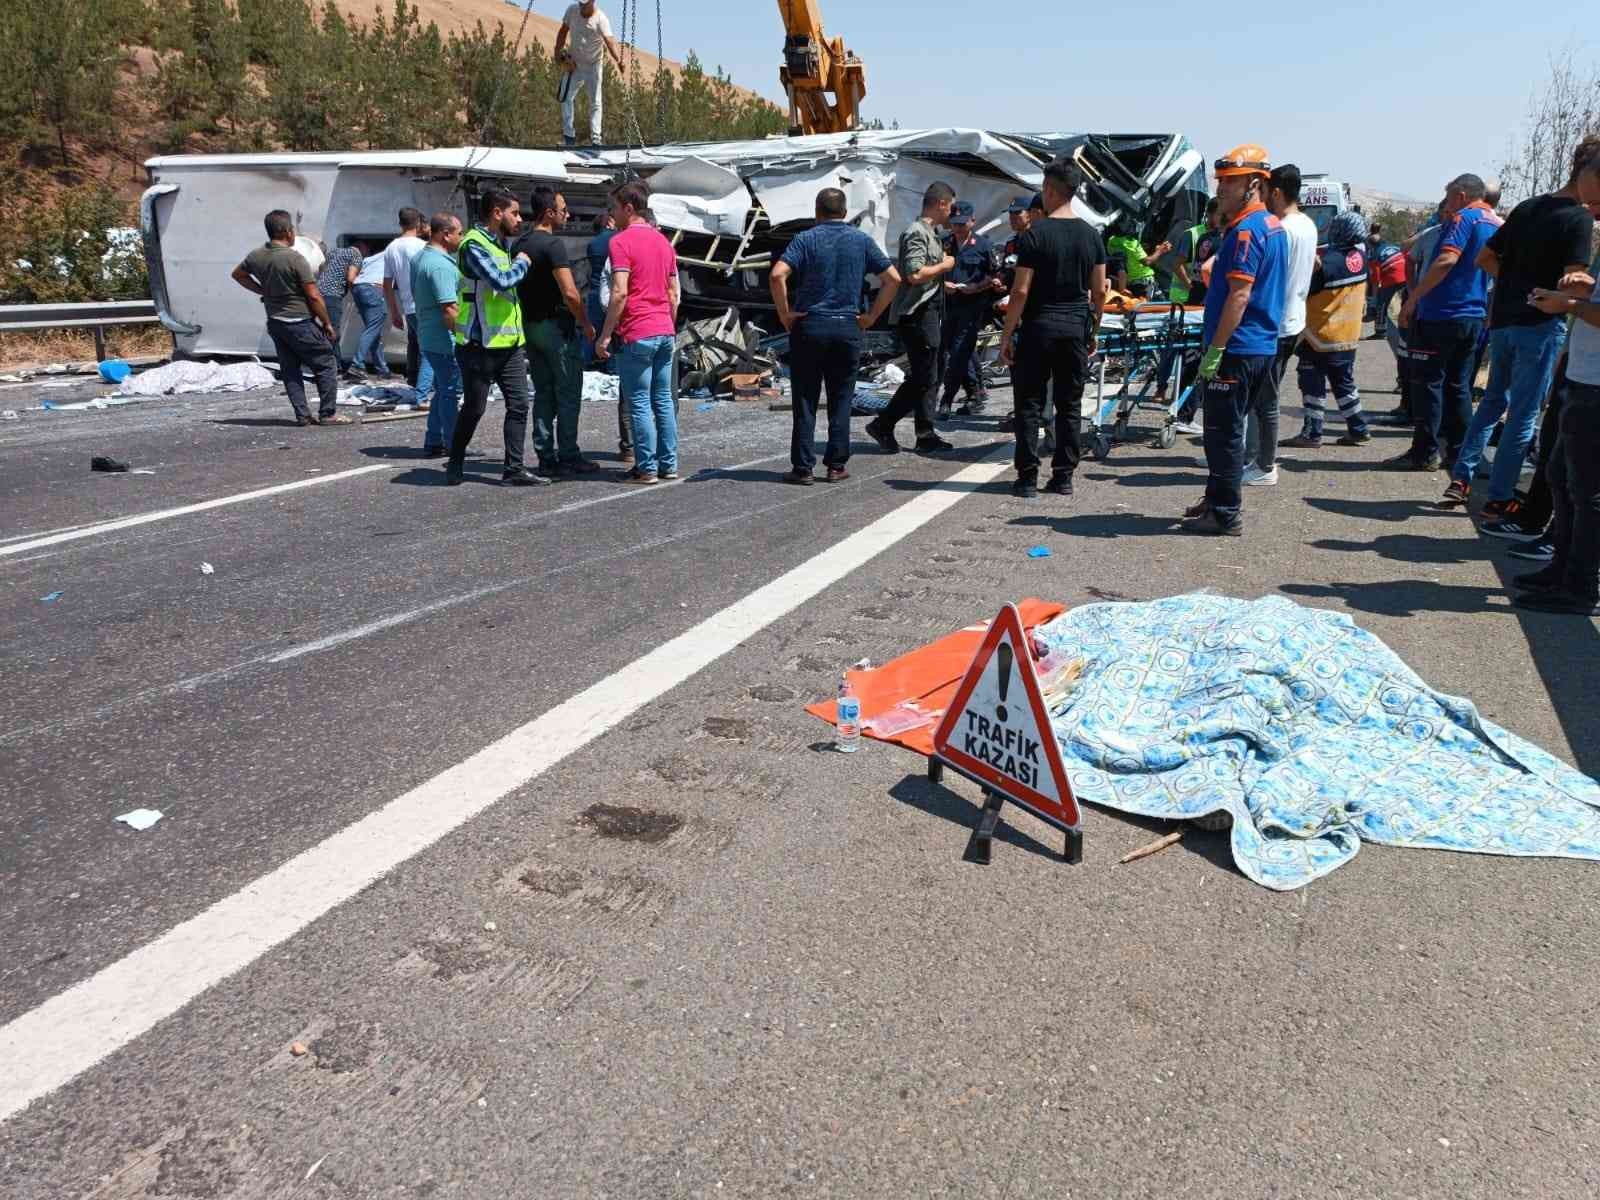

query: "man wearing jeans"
left=231, top=209, right=351, bottom=427
left=447, top=189, right=545, bottom=487
left=1441, top=140, right=1597, bottom=512
left=596, top=181, right=680, bottom=483
left=1181, top=144, right=1288, bottom=537
left=1388, top=175, right=1500, bottom=471
left=867, top=181, right=957, bottom=455
left=410, top=213, right=464, bottom=457
left=383, top=207, right=428, bottom=391
left=1244, top=163, right=1316, bottom=487
left=770, top=187, right=902, bottom=485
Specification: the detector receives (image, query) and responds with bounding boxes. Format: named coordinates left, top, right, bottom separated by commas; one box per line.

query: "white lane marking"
left=0, top=449, right=1008, bottom=1122
left=265, top=585, right=508, bottom=663
left=0, top=464, right=398, bottom=559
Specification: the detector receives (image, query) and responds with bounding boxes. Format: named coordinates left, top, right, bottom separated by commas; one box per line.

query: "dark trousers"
left=324, top=296, right=350, bottom=370
left=789, top=317, right=862, bottom=472
left=1520, top=355, right=1566, bottom=533
left=940, top=303, right=985, bottom=405
left=1372, top=283, right=1402, bottom=336
left=450, top=342, right=532, bottom=472
left=1012, top=320, right=1088, bottom=482
left=1202, top=352, right=1275, bottom=526
left=266, top=319, right=340, bottom=420
left=404, top=314, right=421, bottom=387
left=1548, top=378, right=1600, bottom=600
left=1246, top=334, right=1297, bottom=471
left=1409, top=317, right=1483, bottom=463
left=881, top=306, right=940, bottom=439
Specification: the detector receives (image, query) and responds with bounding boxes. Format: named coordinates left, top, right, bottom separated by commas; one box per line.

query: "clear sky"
left=611, top=0, right=1585, bottom=202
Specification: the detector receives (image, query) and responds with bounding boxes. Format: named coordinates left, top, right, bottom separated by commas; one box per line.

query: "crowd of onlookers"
left=231, top=134, right=1600, bottom=617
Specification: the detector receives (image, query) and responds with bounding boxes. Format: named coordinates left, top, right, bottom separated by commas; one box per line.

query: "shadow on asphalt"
left=1311, top=533, right=1482, bottom=566
left=1008, top=512, right=1178, bottom=539
left=210, top=416, right=304, bottom=428
left=359, top=444, right=435, bottom=461
left=1280, top=579, right=1521, bottom=618
left=880, top=476, right=1016, bottom=496
left=1084, top=471, right=1209, bottom=490
left=1303, top=495, right=1442, bottom=523
left=694, top=466, right=794, bottom=485
left=886, top=775, right=1061, bottom=864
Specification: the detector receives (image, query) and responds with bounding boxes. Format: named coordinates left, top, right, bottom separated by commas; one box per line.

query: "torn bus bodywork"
left=141, top=131, right=1205, bottom=359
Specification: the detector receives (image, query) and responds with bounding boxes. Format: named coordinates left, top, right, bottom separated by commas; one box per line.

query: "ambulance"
left=1300, top=175, right=1354, bottom=246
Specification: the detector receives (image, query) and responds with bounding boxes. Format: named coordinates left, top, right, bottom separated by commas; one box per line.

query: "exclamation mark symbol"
left=995, top=642, right=1014, bottom=725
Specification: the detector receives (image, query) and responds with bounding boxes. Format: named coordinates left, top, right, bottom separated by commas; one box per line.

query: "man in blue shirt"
left=939, top=201, right=1000, bottom=416
left=1388, top=174, right=1500, bottom=471
left=1183, top=143, right=1288, bottom=536
left=770, top=188, right=902, bottom=484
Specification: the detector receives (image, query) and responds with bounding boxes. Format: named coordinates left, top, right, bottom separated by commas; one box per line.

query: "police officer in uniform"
left=938, top=201, right=1000, bottom=417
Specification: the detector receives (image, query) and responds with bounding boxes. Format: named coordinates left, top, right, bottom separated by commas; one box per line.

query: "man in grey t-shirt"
left=866, top=181, right=958, bottom=454
left=231, top=209, right=349, bottom=426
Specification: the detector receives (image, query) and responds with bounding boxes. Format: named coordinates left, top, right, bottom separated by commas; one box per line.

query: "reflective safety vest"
left=455, top=226, right=524, bottom=348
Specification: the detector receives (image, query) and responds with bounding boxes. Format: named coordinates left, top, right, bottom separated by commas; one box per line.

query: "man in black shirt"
left=998, top=157, right=1108, bottom=498
left=1445, top=138, right=1598, bottom=517
left=515, top=185, right=600, bottom=475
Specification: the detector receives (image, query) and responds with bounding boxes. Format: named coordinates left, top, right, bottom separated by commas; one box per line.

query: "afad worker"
left=938, top=201, right=1001, bottom=418
left=1182, top=144, right=1288, bottom=537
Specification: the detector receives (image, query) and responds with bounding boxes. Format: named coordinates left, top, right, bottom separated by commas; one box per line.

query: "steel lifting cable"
left=460, top=0, right=537, bottom=181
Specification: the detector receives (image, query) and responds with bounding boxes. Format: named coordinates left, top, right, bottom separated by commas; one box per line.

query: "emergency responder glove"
left=1199, top=346, right=1224, bottom=381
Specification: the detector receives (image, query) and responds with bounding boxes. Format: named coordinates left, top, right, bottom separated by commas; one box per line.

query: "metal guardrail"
left=0, top=301, right=162, bottom=360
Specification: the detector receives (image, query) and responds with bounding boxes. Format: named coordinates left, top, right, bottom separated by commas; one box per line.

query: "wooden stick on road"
left=1117, top=830, right=1183, bottom=865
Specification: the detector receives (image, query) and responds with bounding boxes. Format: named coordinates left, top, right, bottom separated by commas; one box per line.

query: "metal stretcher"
left=1085, top=302, right=1205, bottom=459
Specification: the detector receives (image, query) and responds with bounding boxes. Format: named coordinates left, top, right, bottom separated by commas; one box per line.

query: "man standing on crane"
left=556, top=2, right=627, bottom=148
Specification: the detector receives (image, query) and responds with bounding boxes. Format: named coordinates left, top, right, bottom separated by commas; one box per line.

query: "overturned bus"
left=140, top=129, right=1207, bottom=361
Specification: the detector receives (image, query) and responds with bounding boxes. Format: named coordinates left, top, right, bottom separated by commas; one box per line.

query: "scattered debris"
left=677, top=307, right=779, bottom=394
left=1027, top=546, right=1052, bottom=558
left=290, top=1042, right=309, bottom=1057
left=97, top=359, right=132, bottom=385
left=2, top=410, right=19, bottom=420
left=114, top=808, right=164, bottom=831
left=131, top=468, right=157, bottom=475
left=40, top=591, right=63, bottom=603
left=483, top=921, right=497, bottom=932
left=1118, top=831, right=1184, bottom=865
left=581, top=372, right=620, bottom=404
left=91, top=456, right=129, bottom=473
left=304, top=1155, right=328, bottom=1181
left=200, top=562, right=215, bottom=575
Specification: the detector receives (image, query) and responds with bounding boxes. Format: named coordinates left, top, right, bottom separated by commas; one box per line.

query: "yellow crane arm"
left=775, top=0, right=867, bottom=136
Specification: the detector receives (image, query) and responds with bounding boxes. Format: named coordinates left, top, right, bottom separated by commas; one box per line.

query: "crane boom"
left=775, top=0, right=866, bottom=136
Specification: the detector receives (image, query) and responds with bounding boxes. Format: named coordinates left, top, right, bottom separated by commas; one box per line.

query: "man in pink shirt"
left=596, top=181, right=680, bottom=483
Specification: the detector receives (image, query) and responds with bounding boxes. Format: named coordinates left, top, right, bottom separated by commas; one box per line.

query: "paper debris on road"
left=114, top=808, right=164, bottom=831
left=200, top=562, right=215, bottom=575
left=2, top=410, right=18, bottom=420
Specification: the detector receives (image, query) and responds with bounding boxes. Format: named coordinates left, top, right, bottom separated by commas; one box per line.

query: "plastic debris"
left=40, top=591, right=63, bottom=603
left=114, top=808, right=164, bottom=831
left=200, top=562, right=215, bottom=575
left=91, top=456, right=129, bottom=473
left=131, top=468, right=156, bottom=475
left=2, top=410, right=18, bottom=420
left=97, top=359, right=132, bottom=384
left=581, top=372, right=620, bottom=404
left=1027, top=545, right=1052, bottom=558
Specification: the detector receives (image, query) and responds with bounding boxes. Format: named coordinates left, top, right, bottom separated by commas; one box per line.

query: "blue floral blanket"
left=1032, top=594, right=1600, bottom=890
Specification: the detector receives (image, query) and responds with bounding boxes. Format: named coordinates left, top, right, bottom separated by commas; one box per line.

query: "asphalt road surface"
left=2, top=343, right=1597, bottom=1199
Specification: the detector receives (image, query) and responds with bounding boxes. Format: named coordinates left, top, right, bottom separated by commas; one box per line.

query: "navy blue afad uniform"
left=940, top=231, right=998, bottom=408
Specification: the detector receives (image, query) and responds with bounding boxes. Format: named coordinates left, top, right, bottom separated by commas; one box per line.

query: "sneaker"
left=421, top=445, right=447, bottom=458
left=1172, top=419, right=1203, bottom=435
left=783, top=468, right=815, bottom=486
left=1441, top=480, right=1470, bottom=506
left=1481, top=498, right=1521, bottom=520
left=865, top=420, right=900, bottom=453
left=825, top=466, right=849, bottom=482
left=1279, top=433, right=1323, bottom=449
left=1183, top=498, right=1211, bottom=520
left=1507, top=537, right=1556, bottom=562
left=1042, top=474, right=1074, bottom=496
left=1381, top=452, right=1439, bottom=471
left=957, top=397, right=988, bottom=416
left=1513, top=567, right=1563, bottom=591
left=1011, top=478, right=1038, bottom=499
left=502, top=468, right=553, bottom=486
left=915, top=435, right=955, bottom=453
left=1480, top=517, right=1541, bottom=541
left=1513, top=590, right=1600, bottom=616
left=562, top=458, right=603, bottom=475
left=1242, top=465, right=1279, bottom=487
left=1180, top=507, right=1243, bottom=537
left=657, top=468, right=680, bottom=481
left=623, top=468, right=659, bottom=485
left=1336, top=430, right=1372, bottom=446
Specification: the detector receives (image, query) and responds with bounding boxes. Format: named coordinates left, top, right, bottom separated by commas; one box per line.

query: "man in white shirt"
left=555, top=2, right=625, bottom=148
left=1244, top=163, right=1317, bottom=486
left=383, top=207, right=429, bottom=390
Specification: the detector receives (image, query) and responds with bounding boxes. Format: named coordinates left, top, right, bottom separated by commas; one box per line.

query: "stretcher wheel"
left=1089, top=431, right=1111, bottom=461
left=1158, top=422, right=1178, bottom=449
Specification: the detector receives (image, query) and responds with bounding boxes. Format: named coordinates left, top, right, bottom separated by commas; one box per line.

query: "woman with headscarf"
left=1281, top=209, right=1372, bottom=449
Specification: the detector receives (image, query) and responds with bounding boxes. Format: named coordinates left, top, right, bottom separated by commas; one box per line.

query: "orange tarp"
left=804, top=599, right=1067, bottom=758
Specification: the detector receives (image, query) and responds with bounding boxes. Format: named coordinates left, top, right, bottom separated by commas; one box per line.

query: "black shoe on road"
left=1513, top=590, right=1599, bottom=615
left=1380, top=452, right=1439, bottom=471
left=1043, top=474, right=1074, bottom=496
left=865, top=420, right=900, bottom=453
left=421, top=445, right=447, bottom=458
left=561, top=458, right=602, bottom=474
left=1513, top=567, right=1563, bottom=591
left=915, top=435, right=955, bottom=453
left=784, top=468, right=815, bottom=486
left=1337, top=430, right=1373, bottom=446
left=1011, top=478, right=1037, bottom=499
left=502, top=468, right=553, bottom=486
left=445, top=462, right=464, bottom=486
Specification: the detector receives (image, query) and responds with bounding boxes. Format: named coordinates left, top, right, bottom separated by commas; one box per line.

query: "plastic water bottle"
left=835, top=672, right=861, bottom=753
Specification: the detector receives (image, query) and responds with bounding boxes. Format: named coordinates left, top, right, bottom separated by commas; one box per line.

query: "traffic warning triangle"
left=932, top=603, right=1079, bottom=831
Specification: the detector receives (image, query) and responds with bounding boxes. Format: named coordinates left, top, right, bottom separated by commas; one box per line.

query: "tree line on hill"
left=1, top=0, right=786, bottom=302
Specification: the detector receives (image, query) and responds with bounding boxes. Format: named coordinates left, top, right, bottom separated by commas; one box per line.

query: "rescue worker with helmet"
left=1182, top=144, right=1289, bottom=536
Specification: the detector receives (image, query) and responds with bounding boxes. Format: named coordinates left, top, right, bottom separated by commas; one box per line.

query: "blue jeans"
left=1409, top=316, right=1483, bottom=463
left=406, top=314, right=433, bottom=398
left=582, top=289, right=609, bottom=368
left=1451, top=320, right=1566, bottom=500
left=618, top=335, right=677, bottom=474
left=324, top=296, right=350, bottom=370
left=421, top=348, right=462, bottom=450
left=352, top=284, right=391, bottom=374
